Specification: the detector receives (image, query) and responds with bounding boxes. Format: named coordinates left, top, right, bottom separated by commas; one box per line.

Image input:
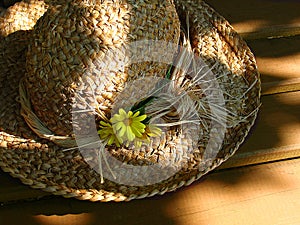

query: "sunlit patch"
left=232, top=20, right=269, bottom=33
left=257, top=54, right=300, bottom=79
left=35, top=213, right=92, bottom=225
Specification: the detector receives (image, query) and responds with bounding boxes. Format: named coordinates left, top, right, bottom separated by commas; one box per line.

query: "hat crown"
left=24, top=0, right=180, bottom=138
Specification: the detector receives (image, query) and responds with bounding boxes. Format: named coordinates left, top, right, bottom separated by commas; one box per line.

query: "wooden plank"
left=241, top=26, right=300, bottom=40
left=0, top=171, right=49, bottom=203
left=262, top=78, right=300, bottom=96
left=206, top=1, right=300, bottom=91
left=165, top=159, right=300, bottom=225
left=258, top=51, right=300, bottom=86
left=207, top=0, right=300, bottom=38
left=221, top=91, right=300, bottom=169
left=1, top=158, right=300, bottom=225
left=0, top=91, right=299, bottom=203
left=247, top=36, right=300, bottom=83
left=206, top=0, right=300, bottom=97
left=248, top=35, right=300, bottom=86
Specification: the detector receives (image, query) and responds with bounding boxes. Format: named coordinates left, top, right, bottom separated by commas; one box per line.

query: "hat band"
left=19, top=79, right=77, bottom=148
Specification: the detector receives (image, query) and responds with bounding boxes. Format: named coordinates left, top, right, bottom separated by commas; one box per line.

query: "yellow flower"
left=134, top=124, right=162, bottom=147
left=98, top=108, right=162, bottom=147
left=98, top=121, right=123, bottom=147
left=145, top=124, right=162, bottom=137
left=111, top=109, right=147, bottom=142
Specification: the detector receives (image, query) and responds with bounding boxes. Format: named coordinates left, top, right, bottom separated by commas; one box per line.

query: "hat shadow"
left=0, top=193, right=180, bottom=225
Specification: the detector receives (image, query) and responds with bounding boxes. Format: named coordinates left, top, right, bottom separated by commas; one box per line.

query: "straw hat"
left=0, top=0, right=260, bottom=202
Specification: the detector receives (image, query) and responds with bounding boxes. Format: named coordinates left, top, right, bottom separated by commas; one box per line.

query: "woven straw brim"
left=0, top=0, right=260, bottom=202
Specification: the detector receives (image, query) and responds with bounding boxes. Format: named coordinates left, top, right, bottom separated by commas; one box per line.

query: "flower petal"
left=128, top=111, right=133, bottom=117
left=126, top=126, right=135, bottom=141
left=111, top=114, right=123, bottom=123
left=132, top=121, right=146, bottom=130
left=119, top=108, right=127, bottom=117
left=132, top=111, right=140, bottom=118
left=107, top=136, right=115, bottom=146
left=114, top=122, right=124, bottom=132
left=118, top=124, right=127, bottom=137
left=134, top=114, right=147, bottom=122
left=131, top=125, right=144, bottom=137
left=100, top=121, right=111, bottom=127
